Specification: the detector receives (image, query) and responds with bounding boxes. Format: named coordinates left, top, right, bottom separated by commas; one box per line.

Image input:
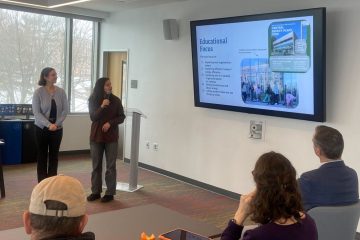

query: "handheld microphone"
left=102, top=92, right=111, bottom=108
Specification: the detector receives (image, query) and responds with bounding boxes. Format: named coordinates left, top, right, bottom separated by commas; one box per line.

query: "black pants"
left=35, top=126, right=63, bottom=183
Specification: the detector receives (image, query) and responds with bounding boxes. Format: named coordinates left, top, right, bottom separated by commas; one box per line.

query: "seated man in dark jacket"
left=299, top=125, right=359, bottom=210
left=23, top=175, right=95, bottom=240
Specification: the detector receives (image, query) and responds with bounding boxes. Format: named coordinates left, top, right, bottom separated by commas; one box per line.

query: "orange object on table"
left=140, top=232, right=156, bottom=240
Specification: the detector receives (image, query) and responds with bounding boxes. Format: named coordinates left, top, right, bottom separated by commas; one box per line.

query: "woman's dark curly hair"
left=251, top=151, right=303, bottom=224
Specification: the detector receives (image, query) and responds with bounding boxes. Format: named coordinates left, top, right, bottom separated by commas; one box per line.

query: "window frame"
left=66, top=18, right=100, bottom=115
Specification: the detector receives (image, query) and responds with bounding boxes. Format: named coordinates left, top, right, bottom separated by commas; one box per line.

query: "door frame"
left=102, top=49, right=130, bottom=161
left=102, top=50, right=129, bottom=106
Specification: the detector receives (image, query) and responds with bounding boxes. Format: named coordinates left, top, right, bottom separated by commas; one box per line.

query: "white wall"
left=60, top=115, right=91, bottom=151
left=100, top=0, right=360, bottom=218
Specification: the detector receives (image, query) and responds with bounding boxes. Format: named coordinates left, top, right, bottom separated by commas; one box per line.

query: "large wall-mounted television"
left=191, top=8, right=326, bottom=122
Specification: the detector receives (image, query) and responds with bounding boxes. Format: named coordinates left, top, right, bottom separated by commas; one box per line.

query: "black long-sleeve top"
left=89, top=94, right=125, bottom=143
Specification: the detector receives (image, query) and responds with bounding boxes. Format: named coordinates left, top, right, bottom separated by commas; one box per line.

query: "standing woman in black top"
left=32, top=67, right=69, bottom=183
left=87, top=78, right=125, bottom=203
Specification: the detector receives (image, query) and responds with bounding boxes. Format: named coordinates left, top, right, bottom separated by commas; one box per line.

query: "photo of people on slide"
left=269, top=20, right=311, bottom=73
left=239, top=20, right=311, bottom=108
left=240, top=58, right=298, bottom=108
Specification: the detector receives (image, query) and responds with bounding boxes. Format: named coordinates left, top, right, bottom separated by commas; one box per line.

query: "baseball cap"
left=29, top=175, right=86, bottom=217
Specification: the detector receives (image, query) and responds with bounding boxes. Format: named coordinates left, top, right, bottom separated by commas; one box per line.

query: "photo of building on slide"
left=268, top=20, right=311, bottom=73
left=269, top=20, right=310, bottom=56
left=240, top=58, right=298, bottom=108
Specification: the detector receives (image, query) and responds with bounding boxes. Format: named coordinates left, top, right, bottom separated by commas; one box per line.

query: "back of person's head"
left=313, top=125, right=344, bottom=160
left=251, top=151, right=303, bottom=224
left=23, top=175, right=88, bottom=240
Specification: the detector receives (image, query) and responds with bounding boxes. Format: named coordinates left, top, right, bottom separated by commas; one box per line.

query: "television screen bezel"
left=190, top=7, right=326, bottom=122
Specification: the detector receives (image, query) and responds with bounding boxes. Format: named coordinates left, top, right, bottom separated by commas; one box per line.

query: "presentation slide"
left=194, top=16, right=314, bottom=115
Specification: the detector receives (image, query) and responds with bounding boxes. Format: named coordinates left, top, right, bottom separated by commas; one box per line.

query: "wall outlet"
left=145, top=141, right=150, bottom=149
left=153, top=143, right=159, bottom=151
left=249, top=120, right=265, bottom=140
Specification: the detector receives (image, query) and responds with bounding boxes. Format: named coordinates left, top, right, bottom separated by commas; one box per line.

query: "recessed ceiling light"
left=0, top=0, right=92, bottom=8
left=48, top=0, right=92, bottom=8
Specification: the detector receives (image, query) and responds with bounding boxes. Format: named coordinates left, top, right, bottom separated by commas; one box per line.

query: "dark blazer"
left=299, top=160, right=359, bottom=210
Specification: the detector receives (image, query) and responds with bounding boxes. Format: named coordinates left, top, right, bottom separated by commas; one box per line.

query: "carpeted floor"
left=0, top=154, right=241, bottom=231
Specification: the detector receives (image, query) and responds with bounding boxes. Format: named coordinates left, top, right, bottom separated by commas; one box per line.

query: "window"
left=71, top=19, right=95, bottom=113
left=0, top=8, right=99, bottom=113
left=0, top=9, right=66, bottom=104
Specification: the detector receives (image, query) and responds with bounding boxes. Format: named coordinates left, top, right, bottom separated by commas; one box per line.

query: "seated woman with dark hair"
left=221, top=152, right=317, bottom=240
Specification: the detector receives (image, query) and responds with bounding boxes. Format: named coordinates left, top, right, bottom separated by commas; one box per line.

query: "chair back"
left=308, top=201, right=360, bottom=240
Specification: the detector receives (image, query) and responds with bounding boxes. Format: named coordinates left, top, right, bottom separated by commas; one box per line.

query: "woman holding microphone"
left=87, top=77, right=126, bottom=203
left=32, top=67, right=69, bottom=183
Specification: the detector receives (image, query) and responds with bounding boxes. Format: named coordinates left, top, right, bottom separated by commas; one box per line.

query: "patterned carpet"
left=0, top=154, right=241, bottom=231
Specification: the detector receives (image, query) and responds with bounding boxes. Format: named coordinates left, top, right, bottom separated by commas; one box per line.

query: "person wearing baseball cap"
left=23, top=175, right=95, bottom=240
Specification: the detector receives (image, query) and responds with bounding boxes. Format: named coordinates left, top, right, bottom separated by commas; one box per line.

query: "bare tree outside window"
left=71, top=19, right=94, bottom=113
left=0, top=9, right=97, bottom=113
left=0, top=9, right=65, bottom=104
